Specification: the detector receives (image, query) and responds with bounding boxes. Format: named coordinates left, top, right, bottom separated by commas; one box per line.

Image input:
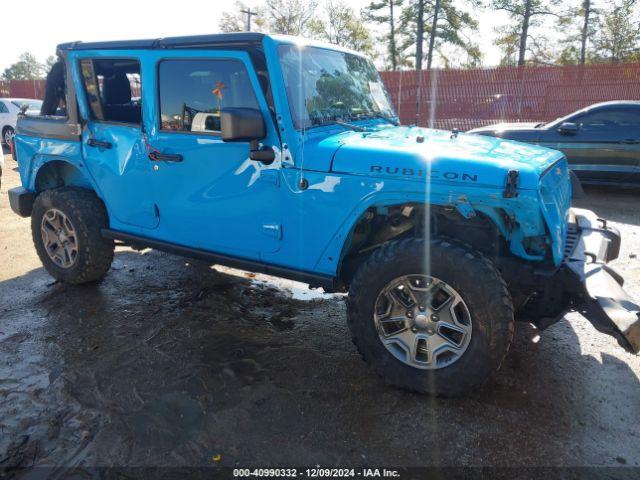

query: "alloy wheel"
left=4, top=128, right=14, bottom=145
left=40, top=208, right=78, bottom=268
left=374, top=274, right=472, bottom=369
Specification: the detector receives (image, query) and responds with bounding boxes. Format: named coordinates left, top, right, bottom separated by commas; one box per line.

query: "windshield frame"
left=277, top=44, right=397, bottom=131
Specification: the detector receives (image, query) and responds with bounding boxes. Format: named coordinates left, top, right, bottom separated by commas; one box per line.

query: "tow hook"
left=503, top=170, right=519, bottom=198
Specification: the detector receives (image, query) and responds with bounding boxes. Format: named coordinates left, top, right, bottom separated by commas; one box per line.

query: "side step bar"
left=101, top=228, right=338, bottom=292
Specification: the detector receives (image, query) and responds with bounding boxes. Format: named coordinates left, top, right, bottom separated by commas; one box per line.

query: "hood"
left=322, top=126, right=564, bottom=190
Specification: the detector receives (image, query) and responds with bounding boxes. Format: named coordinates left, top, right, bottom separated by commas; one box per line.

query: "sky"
left=0, top=0, right=511, bottom=74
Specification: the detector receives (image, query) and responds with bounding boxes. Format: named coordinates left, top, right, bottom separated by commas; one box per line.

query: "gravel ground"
left=1, top=151, right=639, bottom=473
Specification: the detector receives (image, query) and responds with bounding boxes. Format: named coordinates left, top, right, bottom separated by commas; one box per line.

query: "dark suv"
left=470, top=101, right=640, bottom=186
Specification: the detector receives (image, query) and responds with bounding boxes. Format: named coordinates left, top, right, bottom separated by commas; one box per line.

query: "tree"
left=2, top=52, right=45, bottom=80
left=579, top=0, right=597, bottom=64
left=492, top=0, right=564, bottom=66
left=363, top=0, right=405, bottom=70
left=494, top=27, right=520, bottom=65
left=309, top=1, right=375, bottom=55
left=555, top=44, right=581, bottom=65
left=555, top=0, right=600, bottom=65
left=592, top=0, right=640, bottom=62
left=219, top=1, right=266, bottom=32
left=264, top=0, right=318, bottom=35
left=45, top=56, right=58, bottom=73
left=414, top=0, right=425, bottom=70
left=399, top=0, right=481, bottom=70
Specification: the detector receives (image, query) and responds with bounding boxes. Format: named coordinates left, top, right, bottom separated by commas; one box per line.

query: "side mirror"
left=221, top=107, right=265, bottom=142
left=220, top=107, right=274, bottom=164
left=557, top=122, right=579, bottom=135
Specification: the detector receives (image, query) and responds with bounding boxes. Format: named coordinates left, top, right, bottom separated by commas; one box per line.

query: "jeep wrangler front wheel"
left=32, top=187, right=114, bottom=284
left=347, top=237, right=514, bottom=396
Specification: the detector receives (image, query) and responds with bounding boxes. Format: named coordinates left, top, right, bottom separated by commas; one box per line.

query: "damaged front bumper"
left=564, top=208, right=640, bottom=354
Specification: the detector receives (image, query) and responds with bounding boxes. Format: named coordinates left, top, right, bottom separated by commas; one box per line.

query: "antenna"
left=240, top=7, right=258, bottom=31
left=297, top=46, right=308, bottom=191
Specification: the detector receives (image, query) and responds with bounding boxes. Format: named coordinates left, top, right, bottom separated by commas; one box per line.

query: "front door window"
left=158, top=59, right=260, bottom=134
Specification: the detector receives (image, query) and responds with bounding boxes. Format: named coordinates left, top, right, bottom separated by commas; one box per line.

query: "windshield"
left=278, top=45, right=397, bottom=129
left=11, top=100, right=43, bottom=111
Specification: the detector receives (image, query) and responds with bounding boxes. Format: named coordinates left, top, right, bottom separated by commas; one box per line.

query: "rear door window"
left=158, top=59, right=259, bottom=134
left=79, top=58, right=142, bottom=124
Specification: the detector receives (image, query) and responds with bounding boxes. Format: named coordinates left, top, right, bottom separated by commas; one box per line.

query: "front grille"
left=539, top=158, right=572, bottom=264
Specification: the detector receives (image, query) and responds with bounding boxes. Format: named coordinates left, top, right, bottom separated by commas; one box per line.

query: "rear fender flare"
left=32, top=158, right=94, bottom=192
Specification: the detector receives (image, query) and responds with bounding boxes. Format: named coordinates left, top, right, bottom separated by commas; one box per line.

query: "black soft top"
left=57, top=32, right=265, bottom=52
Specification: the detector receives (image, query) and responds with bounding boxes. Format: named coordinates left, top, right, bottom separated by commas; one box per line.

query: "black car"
left=469, top=101, right=640, bottom=186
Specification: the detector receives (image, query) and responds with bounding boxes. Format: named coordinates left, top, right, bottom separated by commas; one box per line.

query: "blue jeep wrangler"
left=8, top=33, right=640, bottom=395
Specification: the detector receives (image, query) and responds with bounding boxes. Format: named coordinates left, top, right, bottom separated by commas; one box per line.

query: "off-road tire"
left=32, top=187, right=114, bottom=284
left=347, top=237, right=514, bottom=396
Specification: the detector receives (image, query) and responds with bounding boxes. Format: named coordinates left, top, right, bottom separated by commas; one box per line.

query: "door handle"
left=621, top=139, right=640, bottom=144
left=149, top=151, right=183, bottom=162
left=87, top=138, right=112, bottom=149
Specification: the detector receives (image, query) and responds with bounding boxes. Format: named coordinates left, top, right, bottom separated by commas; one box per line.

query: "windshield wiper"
left=335, top=120, right=366, bottom=132
left=362, top=113, right=399, bottom=126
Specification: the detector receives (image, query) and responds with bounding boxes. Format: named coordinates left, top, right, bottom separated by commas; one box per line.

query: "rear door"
left=143, top=51, right=282, bottom=259
left=74, top=55, right=158, bottom=229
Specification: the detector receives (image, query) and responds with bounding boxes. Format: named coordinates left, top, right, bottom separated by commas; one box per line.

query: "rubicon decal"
left=370, top=165, right=478, bottom=182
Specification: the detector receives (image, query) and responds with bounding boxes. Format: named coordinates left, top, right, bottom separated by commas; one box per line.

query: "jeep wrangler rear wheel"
left=347, top=237, right=514, bottom=396
left=32, top=187, right=114, bottom=284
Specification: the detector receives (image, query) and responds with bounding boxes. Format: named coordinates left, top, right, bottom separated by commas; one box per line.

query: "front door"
left=542, top=107, right=640, bottom=183
left=144, top=52, right=282, bottom=259
left=75, top=55, right=158, bottom=229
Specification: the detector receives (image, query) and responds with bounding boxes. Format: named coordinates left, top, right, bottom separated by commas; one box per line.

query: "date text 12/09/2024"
left=233, top=468, right=401, bottom=478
